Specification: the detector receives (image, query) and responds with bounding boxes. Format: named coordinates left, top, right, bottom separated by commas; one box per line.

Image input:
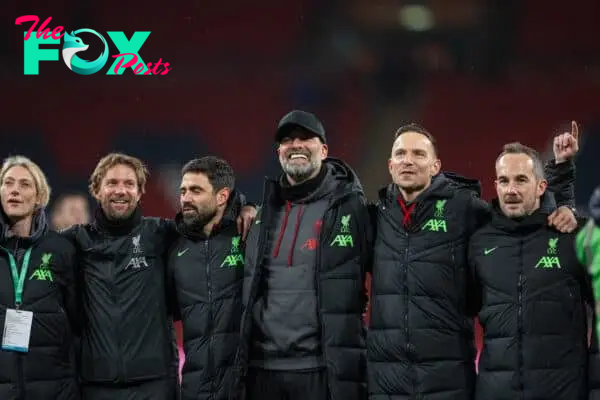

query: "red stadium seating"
left=516, top=0, right=600, bottom=61
left=88, top=1, right=313, bottom=61
left=324, top=79, right=368, bottom=167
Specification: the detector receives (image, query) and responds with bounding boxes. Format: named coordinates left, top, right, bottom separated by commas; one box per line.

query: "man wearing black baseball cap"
left=234, top=110, right=371, bottom=400
left=274, top=109, right=327, bottom=145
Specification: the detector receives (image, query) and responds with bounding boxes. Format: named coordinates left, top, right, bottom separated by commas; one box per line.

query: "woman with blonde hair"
left=0, top=155, right=80, bottom=399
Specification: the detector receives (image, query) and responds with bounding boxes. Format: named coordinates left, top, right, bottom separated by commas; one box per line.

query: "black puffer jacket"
left=167, top=191, right=244, bottom=400
left=234, top=158, right=372, bottom=400
left=367, top=161, right=575, bottom=399
left=469, top=196, right=593, bottom=400
left=62, top=207, right=179, bottom=389
left=0, top=209, right=79, bottom=400
left=368, top=173, right=486, bottom=400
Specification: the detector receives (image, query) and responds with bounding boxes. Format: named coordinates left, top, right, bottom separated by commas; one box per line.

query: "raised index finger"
left=571, top=120, right=579, bottom=140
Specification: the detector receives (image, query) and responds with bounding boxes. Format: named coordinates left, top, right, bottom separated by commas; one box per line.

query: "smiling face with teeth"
left=95, top=164, right=142, bottom=221
left=277, top=128, right=328, bottom=185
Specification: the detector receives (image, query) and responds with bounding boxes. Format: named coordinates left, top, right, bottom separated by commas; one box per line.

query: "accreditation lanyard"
left=3, top=248, right=33, bottom=307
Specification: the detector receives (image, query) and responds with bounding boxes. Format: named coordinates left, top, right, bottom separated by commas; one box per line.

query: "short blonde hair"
left=0, top=155, right=51, bottom=208
left=89, top=153, right=149, bottom=196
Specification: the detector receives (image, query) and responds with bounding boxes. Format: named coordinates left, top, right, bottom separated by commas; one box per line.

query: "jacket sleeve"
left=544, top=160, right=576, bottom=209
left=158, top=218, right=181, bottom=320
left=159, top=218, right=179, bottom=250
left=466, top=193, right=492, bottom=235
left=154, top=218, right=179, bottom=321
left=464, top=194, right=489, bottom=317
left=59, top=238, right=81, bottom=336
left=359, top=200, right=376, bottom=324
left=165, top=247, right=181, bottom=322
left=466, top=235, right=482, bottom=318
left=348, top=195, right=373, bottom=325
left=364, top=202, right=377, bottom=274
left=56, top=226, right=82, bottom=332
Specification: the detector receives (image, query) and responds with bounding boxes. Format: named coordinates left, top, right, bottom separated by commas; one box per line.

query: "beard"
left=500, top=199, right=539, bottom=219
left=281, top=159, right=319, bottom=184
left=501, top=194, right=534, bottom=219
left=502, top=206, right=527, bottom=219
left=101, top=198, right=137, bottom=221
left=502, top=202, right=533, bottom=219
left=182, top=205, right=218, bottom=230
left=397, top=181, right=427, bottom=194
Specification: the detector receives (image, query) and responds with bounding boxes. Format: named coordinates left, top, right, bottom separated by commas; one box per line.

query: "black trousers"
left=82, top=378, right=178, bottom=400
left=246, top=368, right=328, bottom=400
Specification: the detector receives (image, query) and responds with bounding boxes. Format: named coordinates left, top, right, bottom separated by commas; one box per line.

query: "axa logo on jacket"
left=220, top=236, right=244, bottom=268
left=422, top=199, right=448, bottom=232
left=535, top=237, right=562, bottom=269
left=29, top=253, right=53, bottom=281
left=126, top=234, right=149, bottom=270
left=330, top=214, right=354, bottom=247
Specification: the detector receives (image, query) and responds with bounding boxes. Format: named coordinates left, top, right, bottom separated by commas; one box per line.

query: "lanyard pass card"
left=1, top=247, right=34, bottom=352
left=2, top=308, right=33, bottom=352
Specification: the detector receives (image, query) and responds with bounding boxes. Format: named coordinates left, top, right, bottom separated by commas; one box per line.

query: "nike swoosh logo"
left=484, top=247, right=498, bottom=255
left=177, top=249, right=189, bottom=257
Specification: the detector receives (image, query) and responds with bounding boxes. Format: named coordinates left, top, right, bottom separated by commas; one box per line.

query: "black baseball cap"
left=275, top=110, right=326, bottom=144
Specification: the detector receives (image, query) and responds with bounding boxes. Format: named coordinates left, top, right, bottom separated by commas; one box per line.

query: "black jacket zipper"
left=517, top=240, right=524, bottom=398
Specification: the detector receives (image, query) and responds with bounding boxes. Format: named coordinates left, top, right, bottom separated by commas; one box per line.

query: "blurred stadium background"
left=2, top=0, right=599, bottom=374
